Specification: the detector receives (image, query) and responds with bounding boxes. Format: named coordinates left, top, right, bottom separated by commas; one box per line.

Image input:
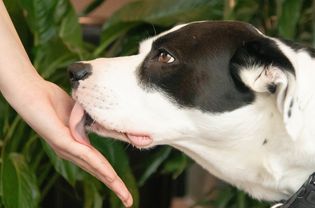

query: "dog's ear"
left=231, top=38, right=303, bottom=141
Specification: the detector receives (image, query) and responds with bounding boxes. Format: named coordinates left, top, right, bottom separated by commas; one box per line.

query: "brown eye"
left=158, top=51, right=175, bottom=63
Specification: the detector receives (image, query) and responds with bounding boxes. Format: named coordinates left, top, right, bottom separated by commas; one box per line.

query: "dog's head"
left=68, top=21, right=296, bottom=149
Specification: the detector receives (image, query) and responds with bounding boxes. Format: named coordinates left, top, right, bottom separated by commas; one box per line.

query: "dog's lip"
left=125, top=133, right=153, bottom=147
left=89, top=120, right=153, bottom=148
left=69, top=102, right=153, bottom=148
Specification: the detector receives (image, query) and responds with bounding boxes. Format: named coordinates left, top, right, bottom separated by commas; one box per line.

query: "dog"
left=68, top=21, right=315, bottom=206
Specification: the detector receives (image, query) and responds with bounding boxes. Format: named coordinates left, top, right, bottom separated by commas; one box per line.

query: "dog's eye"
left=158, top=51, right=175, bottom=64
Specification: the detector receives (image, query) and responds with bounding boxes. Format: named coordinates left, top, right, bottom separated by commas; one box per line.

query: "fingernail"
left=123, top=194, right=133, bottom=207
left=118, top=189, right=132, bottom=206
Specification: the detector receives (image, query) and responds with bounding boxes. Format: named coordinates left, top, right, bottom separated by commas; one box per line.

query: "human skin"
left=0, top=2, right=133, bottom=207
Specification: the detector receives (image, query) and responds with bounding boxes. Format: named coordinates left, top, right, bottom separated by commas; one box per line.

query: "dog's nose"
left=68, top=62, right=92, bottom=86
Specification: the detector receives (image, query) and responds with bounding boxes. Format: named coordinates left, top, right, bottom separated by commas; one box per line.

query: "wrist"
left=1, top=71, right=44, bottom=107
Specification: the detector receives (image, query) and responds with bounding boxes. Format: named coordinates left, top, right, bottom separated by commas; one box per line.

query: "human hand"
left=0, top=2, right=132, bottom=206
left=3, top=78, right=133, bottom=207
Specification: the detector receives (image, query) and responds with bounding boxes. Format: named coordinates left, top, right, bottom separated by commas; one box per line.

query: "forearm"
left=0, top=1, right=42, bottom=104
left=0, top=1, right=25, bottom=51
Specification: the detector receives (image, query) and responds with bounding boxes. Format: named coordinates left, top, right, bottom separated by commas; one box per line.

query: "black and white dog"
left=68, top=21, right=315, bottom=207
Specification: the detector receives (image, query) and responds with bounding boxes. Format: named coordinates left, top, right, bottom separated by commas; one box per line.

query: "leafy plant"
left=191, top=186, right=269, bottom=208
left=0, top=0, right=314, bottom=208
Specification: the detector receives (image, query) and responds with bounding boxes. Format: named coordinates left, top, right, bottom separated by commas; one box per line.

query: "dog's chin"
left=69, top=102, right=153, bottom=148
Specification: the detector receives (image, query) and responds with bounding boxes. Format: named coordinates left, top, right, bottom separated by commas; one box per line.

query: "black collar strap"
left=272, top=172, right=315, bottom=208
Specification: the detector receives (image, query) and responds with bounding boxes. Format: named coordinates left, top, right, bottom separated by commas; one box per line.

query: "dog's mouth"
left=69, top=102, right=153, bottom=148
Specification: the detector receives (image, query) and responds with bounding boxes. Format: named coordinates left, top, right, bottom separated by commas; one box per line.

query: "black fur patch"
left=230, top=38, right=295, bottom=76
left=139, top=21, right=259, bottom=113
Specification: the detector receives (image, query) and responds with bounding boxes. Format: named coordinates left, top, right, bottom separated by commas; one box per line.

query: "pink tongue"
left=69, top=103, right=90, bottom=145
left=126, top=134, right=153, bottom=147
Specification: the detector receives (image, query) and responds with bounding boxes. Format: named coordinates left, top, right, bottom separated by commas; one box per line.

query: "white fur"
left=73, top=23, right=315, bottom=202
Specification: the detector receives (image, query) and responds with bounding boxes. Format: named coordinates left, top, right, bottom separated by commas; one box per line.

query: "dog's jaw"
left=69, top=102, right=153, bottom=148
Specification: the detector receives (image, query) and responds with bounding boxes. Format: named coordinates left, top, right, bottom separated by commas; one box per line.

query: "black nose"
left=68, top=62, right=92, bottom=87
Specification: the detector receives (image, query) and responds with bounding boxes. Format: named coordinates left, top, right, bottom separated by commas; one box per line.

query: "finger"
left=60, top=143, right=133, bottom=207
left=46, top=130, right=133, bottom=207
left=59, top=149, right=132, bottom=207
left=69, top=152, right=133, bottom=207
left=73, top=156, right=132, bottom=207
left=87, top=150, right=133, bottom=207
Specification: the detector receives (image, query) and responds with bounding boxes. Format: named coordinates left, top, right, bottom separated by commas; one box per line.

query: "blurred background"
left=1, top=0, right=314, bottom=208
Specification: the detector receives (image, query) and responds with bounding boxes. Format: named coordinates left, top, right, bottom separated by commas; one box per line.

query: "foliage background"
left=0, top=0, right=314, bottom=208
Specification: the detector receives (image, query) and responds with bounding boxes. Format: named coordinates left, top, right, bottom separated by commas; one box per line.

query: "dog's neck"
left=171, top=44, right=315, bottom=201
left=171, top=96, right=295, bottom=200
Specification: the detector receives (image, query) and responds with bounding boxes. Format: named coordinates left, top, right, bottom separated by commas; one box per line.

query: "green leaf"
left=138, top=146, right=172, bottom=186
left=58, top=0, right=89, bottom=58
left=207, top=186, right=269, bottom=208
left=94, top=22, right=137, bottom=57
left=278, top=0, right=304, bottom=39
left=161, top=151, right=190, bottom=179
left=312, top=1, right=315, bottom=47
left=90, top=135, right=139, bottom=208
left=4, top=119, right=30, bottom=153
left=17, top=0, right=58, bottom=46
left=3, top=0, right=33, bottom=53
left=40, top=140, right=81, bottom=186
left=0, top=96, right=9, bottom=136
left=17, top=0, right=85, bottom=50
left=96, top=0, right=224, bottom=56
left=230, top=0, right=260, bottom=22
left=103, top=0, right=223, bottom=28
left=81, top=0, right=106, bottom=16
left=237, top=191, right=246, bottom=208
left=17, top=0, right=88, bottom=74
left=2, top=153, right=40, bottom=208
left=83, top=179, right=103, bottom=208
